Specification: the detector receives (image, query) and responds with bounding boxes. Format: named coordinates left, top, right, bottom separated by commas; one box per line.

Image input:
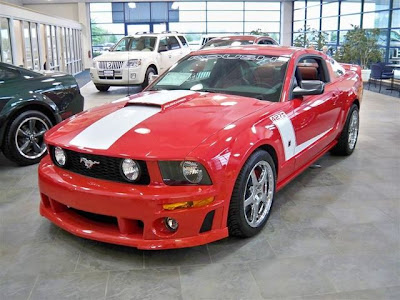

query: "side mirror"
left=158, top=45, right=168, bottom=52
left=149, top=74, right=159, bottom=84
left=293, top=80, right=325, bottom=97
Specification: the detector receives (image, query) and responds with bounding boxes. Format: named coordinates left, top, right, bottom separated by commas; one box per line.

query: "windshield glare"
left=203, top=39, right=254, bottom=49
left=112, top=36, right=156, bottom=52
left=151, top=54, right=289, bottom=102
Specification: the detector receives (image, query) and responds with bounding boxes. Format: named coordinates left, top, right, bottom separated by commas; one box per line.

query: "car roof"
left=191, top=45, right=309, bottom=57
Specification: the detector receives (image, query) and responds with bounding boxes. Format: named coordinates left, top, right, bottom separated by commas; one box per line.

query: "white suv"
left=90, top=32, right=191, bottom=91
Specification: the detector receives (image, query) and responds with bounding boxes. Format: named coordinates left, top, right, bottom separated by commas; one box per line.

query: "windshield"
left=112, top=36, right=157, bottom=52
left=150, top=54, right=290, bottom=102
left=202, top=39, right=254, bottom=49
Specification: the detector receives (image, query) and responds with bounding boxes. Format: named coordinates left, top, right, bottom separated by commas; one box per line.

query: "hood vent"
left=124, top=102, right=162, bottom=108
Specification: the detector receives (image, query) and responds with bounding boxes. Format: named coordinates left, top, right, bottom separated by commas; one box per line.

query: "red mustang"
left=39, top=46, right=362, bottom=249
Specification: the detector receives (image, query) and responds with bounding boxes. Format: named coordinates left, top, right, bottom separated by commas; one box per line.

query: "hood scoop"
left=125, top=102, right=161, bottom=108
left=126, top=90, right=197, bottom=110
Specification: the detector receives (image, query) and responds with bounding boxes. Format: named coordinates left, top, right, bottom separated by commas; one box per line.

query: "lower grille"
left=99, top=76, right=123, bottom=80
left=51, top=147, right=150, bottom=185
left=71, top=208, right=118, bottom=225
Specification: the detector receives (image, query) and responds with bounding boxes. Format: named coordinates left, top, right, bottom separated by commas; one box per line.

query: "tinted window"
left=159, top=37, right=168, bottom=51
left=178, top=36, right=188, bottom=47
left=0, top=66, right=19, bottom=81
left=167, top=36, right=181, bottom=50
left=258, top=39, right=274, bottom=45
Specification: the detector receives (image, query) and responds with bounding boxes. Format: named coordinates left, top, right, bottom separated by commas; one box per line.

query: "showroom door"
left=126, top=23, right=167, bottom=35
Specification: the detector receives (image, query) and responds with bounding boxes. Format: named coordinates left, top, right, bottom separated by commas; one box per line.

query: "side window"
left=167, top=36, right=181, bottom=50
left=0, top=67, right=19, bottom=82
left=258, top=39, right=273, bottom=45
left=158, top=37, right=168, bottom=51
left=178, top=36, right=188, bottom=47
left=295, top=57, right=329, bottom=84
left=330, top=59, right=345, bottom=78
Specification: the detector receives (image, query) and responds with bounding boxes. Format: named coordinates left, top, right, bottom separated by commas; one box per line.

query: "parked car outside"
left=90, top=32, right=191, bottom=91
left=0, top=62, right=84, bottom=165
left=39, top=46, right=362, bottom=249
left=200, top=35, right=278, bottom=50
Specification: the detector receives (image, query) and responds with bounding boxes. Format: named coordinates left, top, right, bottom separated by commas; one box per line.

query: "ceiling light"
left=128, top=2, right=136, bottom=9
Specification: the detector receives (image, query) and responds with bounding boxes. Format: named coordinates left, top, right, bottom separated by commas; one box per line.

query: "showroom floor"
left=0, top=84, right=399, bottom=300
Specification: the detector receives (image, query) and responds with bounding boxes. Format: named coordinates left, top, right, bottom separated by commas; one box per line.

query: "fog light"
left=165, top=217, right=178, bottom=231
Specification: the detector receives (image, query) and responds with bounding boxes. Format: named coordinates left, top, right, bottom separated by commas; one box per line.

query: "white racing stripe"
left=128, top=90, right=196, bottom=106
left=270, top=112, right=296, bottom=161
left=270, top=111, right=331, bottom=161
left=69, top=106, right=160, bottom=150
left=294, top=128, right=331, bottom=155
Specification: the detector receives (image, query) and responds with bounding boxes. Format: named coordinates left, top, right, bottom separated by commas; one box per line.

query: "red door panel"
left=291, top=82, right=340, bottom=169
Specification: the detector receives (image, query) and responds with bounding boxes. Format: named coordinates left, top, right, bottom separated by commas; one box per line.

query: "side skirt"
left=276, top=139, right=338, bottom=192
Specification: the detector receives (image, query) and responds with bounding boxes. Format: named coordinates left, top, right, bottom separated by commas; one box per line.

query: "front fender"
left=0, top=94, right=61, bottom=149
left=186, top=118, right=288, bottom=228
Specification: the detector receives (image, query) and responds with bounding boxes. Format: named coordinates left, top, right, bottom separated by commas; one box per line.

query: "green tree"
left=91, top=24, right=109, bottom=46
left=336, top=26, right=382, bottom=69
left=250, top=29, right=270, bottom=36
left=293, top=27, right=327, bottom=50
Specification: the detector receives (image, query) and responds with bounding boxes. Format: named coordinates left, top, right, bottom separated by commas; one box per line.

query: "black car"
left=0, top=63, right=84, bottom=165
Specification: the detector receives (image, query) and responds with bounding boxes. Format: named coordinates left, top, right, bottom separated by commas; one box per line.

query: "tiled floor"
left=0, top=83, right=399, bottom=300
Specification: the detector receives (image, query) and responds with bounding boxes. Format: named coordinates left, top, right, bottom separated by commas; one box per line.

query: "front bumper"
left=38, top=156, right=228, bottom=249
left=90, top=66, right=146, bottom=86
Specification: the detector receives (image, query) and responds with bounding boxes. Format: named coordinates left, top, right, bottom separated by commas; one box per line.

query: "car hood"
left=94, top=51, right=154, bottom=61
left=45, top=90, right=274, bottom=159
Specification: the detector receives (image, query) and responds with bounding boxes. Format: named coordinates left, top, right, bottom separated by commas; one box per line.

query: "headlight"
left=127, top=59, right=141, bottom=67
left=121, top=159, right=141, bottom=182
left=54, top=147, right=66, bottom=167
left=92, top=60, right=97, bottom=68
left=159, top=161, right=212, bottom=185
left=182, top=161, right=204, bottom=184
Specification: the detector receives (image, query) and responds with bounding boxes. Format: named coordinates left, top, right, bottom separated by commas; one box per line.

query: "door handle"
left=168, top=55, right=172, bottom=59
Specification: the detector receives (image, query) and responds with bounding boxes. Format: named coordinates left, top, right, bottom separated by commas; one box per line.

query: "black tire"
left=2, top=110, right=53, bottom=166
left=141, top=67, right=157, bottom=88
left=228, top=150, right=276, bottom=238
left=331, top=104, right=359, bottom=156
left=95, top=84, right=110, bottom=92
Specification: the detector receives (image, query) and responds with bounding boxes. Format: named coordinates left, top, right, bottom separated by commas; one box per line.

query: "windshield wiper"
left=197, top=88, right=222, bottom=94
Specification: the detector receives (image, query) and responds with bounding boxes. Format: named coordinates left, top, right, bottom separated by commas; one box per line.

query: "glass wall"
left=293, top=0, right=400, bottom=64
left=1, top=8, right=83, bottom=75
left=90, top=1, right=281, bottom=56
left=0, top=17, right=12, bottom=64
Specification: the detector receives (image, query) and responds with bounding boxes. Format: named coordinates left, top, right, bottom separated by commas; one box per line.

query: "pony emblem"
left=80, top=157, right=100, bottom=169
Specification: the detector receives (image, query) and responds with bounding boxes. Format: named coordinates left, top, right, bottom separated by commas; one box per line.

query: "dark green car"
left=0, top=63, right=84, bottom=165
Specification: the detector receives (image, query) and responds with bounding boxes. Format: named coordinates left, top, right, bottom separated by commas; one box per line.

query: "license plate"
left=103, top=70, right=114, bottom=77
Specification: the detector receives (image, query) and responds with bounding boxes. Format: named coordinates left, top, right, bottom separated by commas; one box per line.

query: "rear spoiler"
left=340, top=63, right=362, bottom=79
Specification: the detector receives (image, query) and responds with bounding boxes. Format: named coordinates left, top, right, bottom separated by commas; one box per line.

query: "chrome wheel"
left=348, top=109, right=359, bottom=150
left=14, top=117, right=49, bottom=159
left=243, top=160, right=274, bottom=228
